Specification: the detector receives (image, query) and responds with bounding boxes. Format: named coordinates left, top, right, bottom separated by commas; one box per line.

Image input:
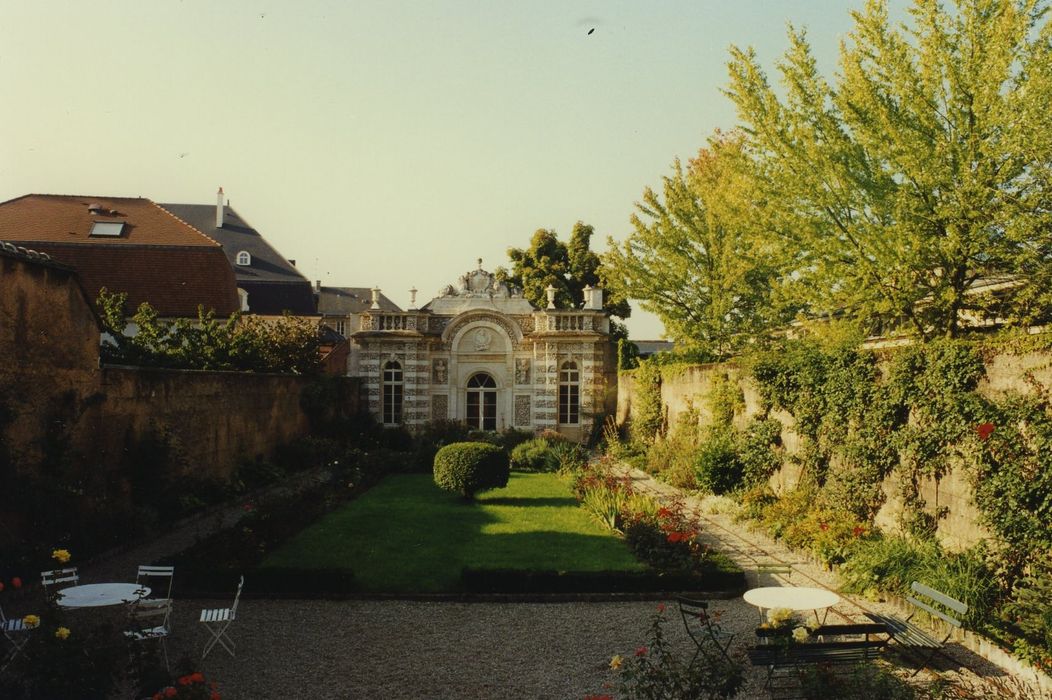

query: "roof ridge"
left=150, top=200, right=224, bottom=248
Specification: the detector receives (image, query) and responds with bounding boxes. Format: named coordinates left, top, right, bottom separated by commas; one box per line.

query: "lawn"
left=262, top=472, right=645, bottom=593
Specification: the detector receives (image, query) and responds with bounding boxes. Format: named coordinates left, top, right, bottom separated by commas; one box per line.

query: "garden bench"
left=748, top=623, right=889, bottom=694
left=863, top=581, right=967, bottom=674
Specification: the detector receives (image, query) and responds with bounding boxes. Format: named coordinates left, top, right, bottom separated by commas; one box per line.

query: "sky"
left=0, top=0, right=907, bottom=339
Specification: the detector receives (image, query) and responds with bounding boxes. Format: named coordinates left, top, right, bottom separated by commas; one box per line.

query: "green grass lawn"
left=262, top=472, right=645, bottom=593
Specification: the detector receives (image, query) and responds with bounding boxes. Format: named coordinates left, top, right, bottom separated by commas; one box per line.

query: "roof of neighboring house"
left=316, top=286, right=402, bottom=314
left=632, top=340, right=675, bottom=357
left=0, top=194, right=239, bottom=316
left=159, top=201, right=316, bottom=315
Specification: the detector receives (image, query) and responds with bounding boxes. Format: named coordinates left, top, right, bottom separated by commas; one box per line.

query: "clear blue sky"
left=0, top=0, right=905, bottom=339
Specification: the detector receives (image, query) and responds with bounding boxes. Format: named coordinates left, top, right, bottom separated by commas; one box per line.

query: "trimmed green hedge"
left=433, top=441, right=510, bottom=498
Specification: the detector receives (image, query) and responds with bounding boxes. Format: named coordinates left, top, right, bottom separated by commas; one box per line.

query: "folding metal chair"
left=135, top=565, right=175, bottom=601
left=124, top=598, right=173, bottom=671
left=40, top=567, right=79, bottom=601
left=1, top=604, right=34, bottom=674
left=199, top=576, right=243, bottom=659
left=677, top=597, right=734, bottom=668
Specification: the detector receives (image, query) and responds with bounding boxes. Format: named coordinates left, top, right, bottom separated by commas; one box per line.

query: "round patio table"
left=56, top=584, right=150, bottom=608
left=743, top=586, right=840, bottom=623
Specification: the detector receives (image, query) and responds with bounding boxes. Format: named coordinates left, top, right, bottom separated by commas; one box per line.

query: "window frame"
left=382, top=360, right=404, bottom=426
left=558, top=361, right=580, bottom=425
left=236, top=250, right=252, bottom=266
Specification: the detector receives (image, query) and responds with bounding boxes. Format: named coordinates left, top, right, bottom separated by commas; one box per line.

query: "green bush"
left=510, top=438, right=560, bottom=472
left=694, top=433, right=744, bottom=494
left=433, top=442, right=510, bottom=499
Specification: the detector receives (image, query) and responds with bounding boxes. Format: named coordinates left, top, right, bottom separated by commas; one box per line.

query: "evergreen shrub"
left=433, top=442, right=510, bottom=499
left=694, top=433, right=744, bottom=494
left=510, top=438, right=559, bottom=472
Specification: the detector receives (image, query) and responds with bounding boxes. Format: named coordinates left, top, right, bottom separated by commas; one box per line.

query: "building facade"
left=350, top=263, right=615, bottom=442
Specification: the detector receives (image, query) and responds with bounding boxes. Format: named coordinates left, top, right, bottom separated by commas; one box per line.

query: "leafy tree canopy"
left=603, top=131, right=790, bottom=360
left=726, top=0, right=1052, bottom=339
left=498, top=221, right=632, bottom=321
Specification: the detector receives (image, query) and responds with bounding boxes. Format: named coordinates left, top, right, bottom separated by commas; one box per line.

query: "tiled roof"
left=0, top=195, right=238, bottom=316
left=238, top=280, right=318, bottom=316
left=0, top=194, right=221, bottom=246
left=317, top=286, right=402, bottom=314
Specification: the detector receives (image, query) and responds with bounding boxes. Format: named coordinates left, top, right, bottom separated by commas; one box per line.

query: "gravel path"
left=40, top=466, right=1042, bottom=699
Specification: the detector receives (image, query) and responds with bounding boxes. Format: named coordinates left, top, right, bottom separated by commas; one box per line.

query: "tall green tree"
left=499, top=221, right=632, bottom=321
left=603, top=131, right=786, bottom=359
left=726, top=0, right=1052, bottom=339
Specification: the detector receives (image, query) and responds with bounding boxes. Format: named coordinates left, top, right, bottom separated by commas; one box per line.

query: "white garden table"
left=743, top=586, right=840, bottom=624
left=55, top=583, right=150, bottom=608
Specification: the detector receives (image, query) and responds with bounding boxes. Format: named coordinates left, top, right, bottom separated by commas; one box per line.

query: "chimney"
left=216, top=187, right=224, bottom=229
left=315, top=280, right=321, bottom=293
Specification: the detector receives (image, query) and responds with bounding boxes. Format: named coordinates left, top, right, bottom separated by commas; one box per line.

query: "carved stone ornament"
left=515, top=358, right=530, bottom=384
left=473, top=328, right=492, bottom=351
left=432, top=358, right=448, bottom=384
left=436, top=260, right=522, bottom=299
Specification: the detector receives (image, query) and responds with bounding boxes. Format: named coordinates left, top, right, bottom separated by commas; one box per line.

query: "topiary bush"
left=433, top=442, right=510, bottom=499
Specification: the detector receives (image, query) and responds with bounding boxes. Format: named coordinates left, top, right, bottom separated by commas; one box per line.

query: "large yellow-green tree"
left=727, top=0, right=1052, bottom=338
left=603, top=132, right=787, bottom=359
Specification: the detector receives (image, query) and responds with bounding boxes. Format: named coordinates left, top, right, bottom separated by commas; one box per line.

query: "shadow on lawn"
left=481, top=495, right=579, bottom=508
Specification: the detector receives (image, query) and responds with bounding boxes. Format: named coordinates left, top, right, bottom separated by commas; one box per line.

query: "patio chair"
left=1, top=604, right=35, bottom=674
left=677, top=597, right=734, bottom=667
left=199, top=576, right=244, bottom=659
left=124, top=598, right=173, bottom=671
left=754, top=561, right=792, bottom=586
left=135, top=565, right=175, bottom=601
left=40, top=567, right=79, bottom=601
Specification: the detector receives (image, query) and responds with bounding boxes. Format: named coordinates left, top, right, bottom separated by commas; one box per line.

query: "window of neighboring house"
left=466, top=372, right=497, bottom=431
left=237, top=288, right=249, bottom=312
left=236, top=251, right=251, bottom=266
left=333, top=319, right=347, bottom=336
left=382, top=360, right=404, bottom=425
left=89, top=222, right=124, bottom=237
left=558, top=361, right=580, bottom=425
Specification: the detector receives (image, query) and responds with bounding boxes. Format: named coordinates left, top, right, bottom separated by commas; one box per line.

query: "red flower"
left=11, top=577, right=21, bottom=589
left=666, top=532, right=680, bottom=543
left=210, top=694, right=221, bottom=700
left=819, top=522, right=829, bottom=531
left=164, top=688, right=178, bottom=698
left=656, top=603, right=666, bottom=613
left=977, top=422, right=995, bottom=441
left=178, top=675, right=191, bottom=685
left=190, top=672, right=205, bottom=683
left=243, top=503, right=254, bottom=511
left=635, top=646, right=648, bottom=657
left=0, top=580, right=5, bottom=592
left=152, top=694, right=162, bottom=700
left=657, top=507, right=673, bottom=519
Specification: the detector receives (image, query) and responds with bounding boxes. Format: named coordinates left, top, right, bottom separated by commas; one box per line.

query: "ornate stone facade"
left=349, top=263, right=615, bottom=442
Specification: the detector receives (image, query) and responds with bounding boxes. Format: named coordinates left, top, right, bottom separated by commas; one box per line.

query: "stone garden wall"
left=617, top=348, right=1052, bottom=551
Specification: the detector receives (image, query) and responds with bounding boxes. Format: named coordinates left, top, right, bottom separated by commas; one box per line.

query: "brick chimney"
left=216, top=187, right=224, bottom=228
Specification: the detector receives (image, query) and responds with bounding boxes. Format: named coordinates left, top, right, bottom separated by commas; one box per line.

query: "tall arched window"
left=466, top=372, right=497, bottom=431
left=559, top=361, right=580, bottom=425
left=236, top=251, right=251, bottom=266
left=382, top=360, right=403, bottom=425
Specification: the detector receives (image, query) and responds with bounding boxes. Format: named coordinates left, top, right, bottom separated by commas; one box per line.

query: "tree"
left=498, top=221, right=632, bottom=321
left=603, top=131, right=786, bottom=359
left=726, top=0, right=1052, bottom=339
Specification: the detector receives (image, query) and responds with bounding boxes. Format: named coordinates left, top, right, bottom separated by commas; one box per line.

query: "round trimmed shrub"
left=433, top=441, right=510, bottom=499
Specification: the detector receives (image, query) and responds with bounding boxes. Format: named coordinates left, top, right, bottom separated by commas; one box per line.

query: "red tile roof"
left=0, top=195, right=238, bottom=316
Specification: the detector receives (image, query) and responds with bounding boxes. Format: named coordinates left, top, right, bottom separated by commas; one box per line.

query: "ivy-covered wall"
left=617, top=342, right=1052, bottom=552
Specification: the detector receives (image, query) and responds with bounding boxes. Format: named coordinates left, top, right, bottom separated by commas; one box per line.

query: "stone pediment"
left=427, top=260, right=535, bottom=315
left=441, top=309, right=524, bottom=345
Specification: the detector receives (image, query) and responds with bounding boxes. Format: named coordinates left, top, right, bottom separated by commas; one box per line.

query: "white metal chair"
left=199, top=576, right=243, bottom=659
left=1, top=604, right=34, bottom=674
left=124, top=598, right=173, bottom=671
left=40, top=567, right=79, bottom=600
left=135, top=565, right=175, bottom=601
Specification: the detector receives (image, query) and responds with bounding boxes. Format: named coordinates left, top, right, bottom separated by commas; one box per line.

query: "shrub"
left=433, top=442, right=510, bottom=499
left=1004, top=551, right=1052, bottom=658
left=694, top=433, right=744, bottom=494
left=510, top=438, right=560, bottom=472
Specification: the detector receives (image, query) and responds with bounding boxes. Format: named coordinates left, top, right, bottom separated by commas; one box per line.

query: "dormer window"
left=89, top=222, right=124, bottom=237
left=236, top=251, right=251, bottom=266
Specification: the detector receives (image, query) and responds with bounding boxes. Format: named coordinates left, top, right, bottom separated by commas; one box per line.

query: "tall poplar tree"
left=727, top=0, right=1052, bottom=338
left=603, top=132, right=786, bottom=359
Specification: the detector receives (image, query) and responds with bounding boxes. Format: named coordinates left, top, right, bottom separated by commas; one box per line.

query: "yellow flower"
left=22, top=615, right=40, bottom=628
left=51, top=549, right=71, bottom=563
left=792, top=626, right=809, bottom=642
left=609, top=654, right=623, bottom=670
left=55, top=627, right=71, bottom=640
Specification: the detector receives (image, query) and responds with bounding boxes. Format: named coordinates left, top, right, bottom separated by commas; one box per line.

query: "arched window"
left=466, top=372, right=497, bottom=431
left=236, top=251, right=251, bottom=266
left=559, top=361, right=580, bottom=425
left=382, top=360, right=403, bottom=425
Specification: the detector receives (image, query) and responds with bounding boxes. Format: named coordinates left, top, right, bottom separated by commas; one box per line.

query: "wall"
left=617, top=346, right=1052, bottom=551
left=1, top=248, right=361, bottom=487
